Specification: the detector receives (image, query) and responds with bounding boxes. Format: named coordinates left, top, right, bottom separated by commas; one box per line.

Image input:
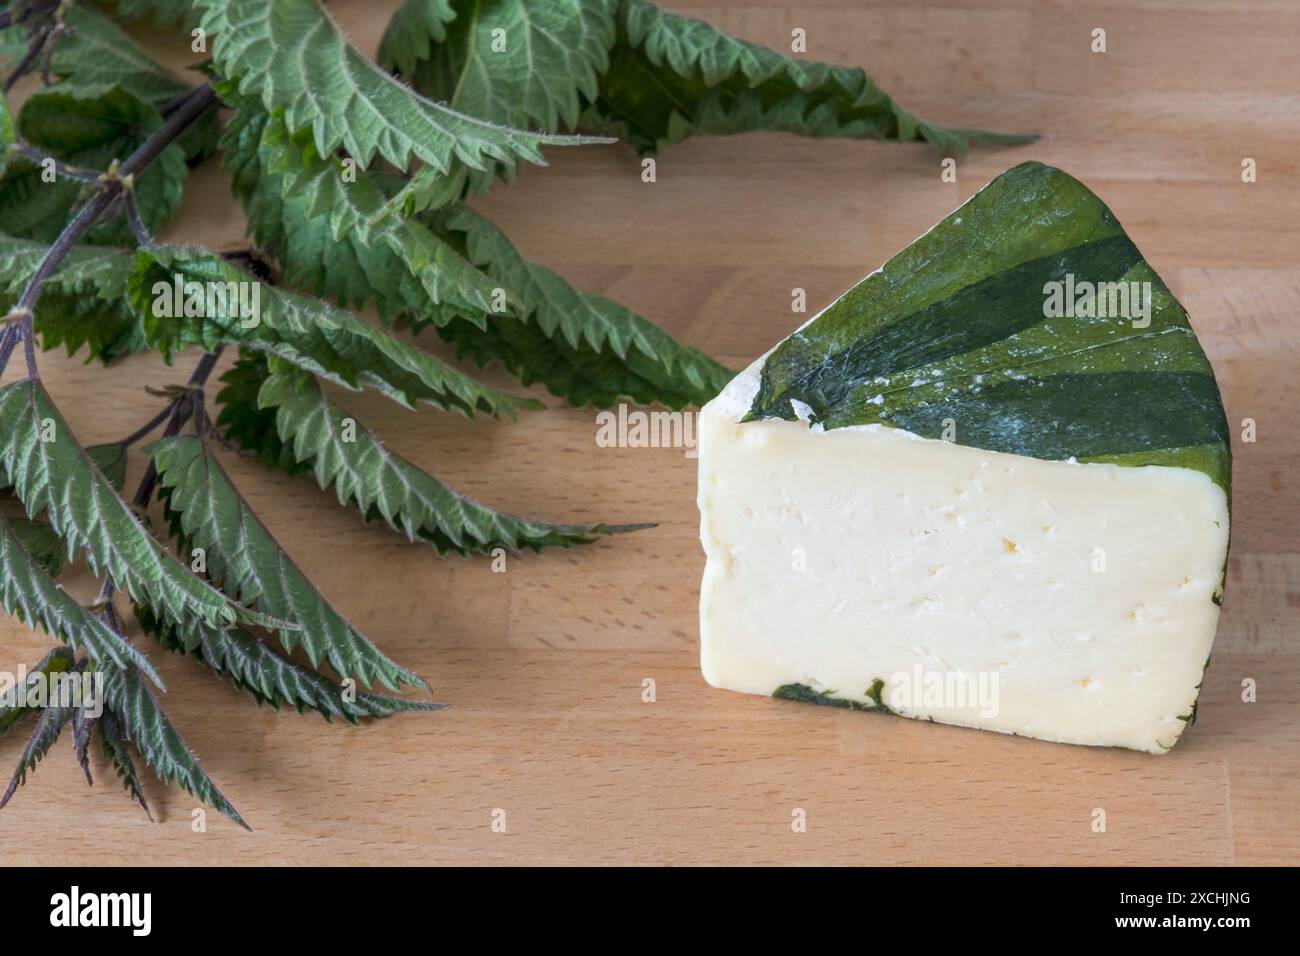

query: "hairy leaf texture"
left=98, top=660, right=247, bottom=828
left=195, top=0, right=592, bottom=181
left=0, top=645, right=73, bottom=740
left=429, top=207, right=733, bottom=408
left=221, top=98, right=499, bottom=320
left=217, top=354, right=647, bottom=555
left=584, top=0, right=1033, bottom=156
left=380, top=0, right=617, bottom=131
left=0, top=237, right=143, bottom=363
left=0, top=85, right=186, bottom=244
left=0, top=516, right=164, bottom=683
left=48, top=4, right=218, bottom=162
left=147, top=434, right=428, bottom=691
left=221, top=104, right=462, bottom=328
left=0, top=378, right=288, bottom=635
left=128, top=245, right=533, bottom=419
left=0, top=687, right=75, bottom=809
left=138, top=604, right=445, bottom=721
left=96, top=706, right=152, bottom=819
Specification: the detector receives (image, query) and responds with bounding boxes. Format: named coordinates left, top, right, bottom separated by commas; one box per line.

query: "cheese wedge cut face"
left=697, top=162, right=1231, bottom=754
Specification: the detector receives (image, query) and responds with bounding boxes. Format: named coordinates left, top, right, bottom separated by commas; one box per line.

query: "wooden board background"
left=1, top=0, right=1297, bottom=865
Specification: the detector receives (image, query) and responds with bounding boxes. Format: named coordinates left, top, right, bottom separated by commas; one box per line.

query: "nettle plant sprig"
left=0, top=0, right=1028, bottom=828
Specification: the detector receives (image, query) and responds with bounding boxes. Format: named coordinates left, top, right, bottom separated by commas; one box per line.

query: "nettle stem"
left=7, top=82, right=219, bottom=378
left=0, top=76, right=224, bottom=609
left=97, top=344, right=227, bottom=611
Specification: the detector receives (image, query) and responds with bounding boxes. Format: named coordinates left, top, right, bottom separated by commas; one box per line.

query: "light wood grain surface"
left=1, top=0, right=1297, bottom=865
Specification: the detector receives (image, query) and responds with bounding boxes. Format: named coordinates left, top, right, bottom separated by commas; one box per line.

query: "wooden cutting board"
left=1, top=0, right=1296, bottom=865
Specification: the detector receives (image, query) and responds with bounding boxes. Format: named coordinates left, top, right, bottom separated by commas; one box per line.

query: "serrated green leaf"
left=110, top=0, right=202, bottom=30
left=98, top=660, right=246, bottom=828
left=0, top=516, right=164, bottom=682
left=147, top=434, right=427, bottom=691
left=430, top=206, right=733, bottom=408
left=0, top=689, right=74, bottom=809
left=0, top=85, right=186, bottom=244
left=51, top=5, right=196, bottom=112
left=0, top=236, right=144, bottom=363
left=138, top=604, right=444, bottom=722
left=0, top=645, right=73, bottom=739
left=220, top=101, right=490, bottom=330
left=213, top=349, right=308, bottom=476
left=383, top=0, right=617, bottom=131
left=48, top=5, right=218, bottom=163
left=2, top=514, right=62, bottom=577
left=196, top=0, right=593, bottom=183
left=96, top=706, right=152, bottom=819
left=585, top=0, right=1033, bottom=157
left=244, top=361, right=648, bottom=555
left=128, top=244, right=532, bottom=418
left=0, top=377, right=290, bottom=635
left=377, top=0, right=456, bottom=77
left=0, top=92, right=14, bottom=173
left=0, top=23, right=30, bottom=73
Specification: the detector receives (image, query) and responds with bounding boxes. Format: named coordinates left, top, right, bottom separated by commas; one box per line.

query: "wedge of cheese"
left=697, top=162, right=1230, bottom=753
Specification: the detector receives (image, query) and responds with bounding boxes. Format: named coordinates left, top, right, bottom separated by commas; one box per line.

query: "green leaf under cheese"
left=744, top=162, right=1230, bottom=492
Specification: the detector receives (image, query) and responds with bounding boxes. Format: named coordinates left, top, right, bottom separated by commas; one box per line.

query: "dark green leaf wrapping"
left=746, top=162, right=1230, bottom=492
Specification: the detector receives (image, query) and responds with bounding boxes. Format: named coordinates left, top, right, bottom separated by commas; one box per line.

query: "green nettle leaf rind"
left=384, top=0, right=618, bottom=132
left=586, top=0, right=1033, bottom=157
left=432, top=206, right=734, bottom=408
left=215, top=355, right=643, bottom=555
left=0, top=517, right=165, bottom=684
left=0, top=378, right=288, bottom=635
left=137, top=604, right=445, bottom=722
left=98, top=661, right=247, bottom=829
left=127, top=245, right=533, bottom=419
left=0, top=646, right=73, bottom=740
left=746, top=161, right=1231, bottom=492
left=147, top=434, right=428, bottom=692
left=0, top=237, right=143, bottom=363
left=195, top=0, right=591, bottom=178
left=0, top=85, right=187, bottom=244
